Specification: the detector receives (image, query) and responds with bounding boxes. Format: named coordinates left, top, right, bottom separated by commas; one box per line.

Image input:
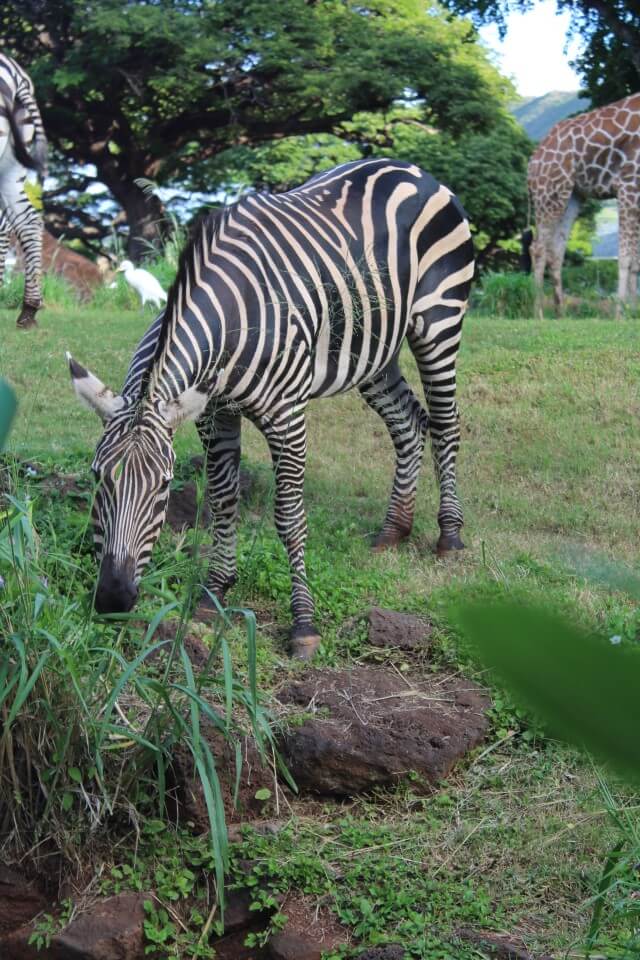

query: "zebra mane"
left=139, top=206, right=226, bottom=400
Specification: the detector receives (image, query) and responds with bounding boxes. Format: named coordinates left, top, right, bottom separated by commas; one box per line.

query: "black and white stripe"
left=74, top=159, right=474, bottom=653
left=0, top=53, right=47, bottom=328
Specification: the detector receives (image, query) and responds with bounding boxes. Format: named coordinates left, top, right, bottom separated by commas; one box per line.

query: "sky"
left=479, top=0, right=583, bottom=97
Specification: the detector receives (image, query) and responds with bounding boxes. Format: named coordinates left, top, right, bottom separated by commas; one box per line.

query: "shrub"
left=0, top=457, right=276, bottom=901
left=472, top=271, right=536, bottom=318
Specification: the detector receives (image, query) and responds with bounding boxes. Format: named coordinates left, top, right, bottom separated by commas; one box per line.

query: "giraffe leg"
left=260, top=407, right=319, bottom=659
left=530, top=223, right=552, bottom=320
left=0, top=210, right=10, bottom=285
left=407, top=315, right=464, bottom=556
left=549, top=193, right=581, bottom=315
left=617, top=192, right=640, bottom=311
left=358, top=360, right=428, bottom=551
left=0, top=165, right=44, bottom=328
left=196, top=408, right=242, bottom=611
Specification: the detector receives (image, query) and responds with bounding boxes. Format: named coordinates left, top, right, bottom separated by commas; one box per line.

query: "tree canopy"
left=3, top=0, right=530, bottom=261
left=441, top=0, right=640, bottom=106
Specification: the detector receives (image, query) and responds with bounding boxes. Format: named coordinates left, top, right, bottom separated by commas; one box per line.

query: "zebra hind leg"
left=261, top=408, right=320, bottom=660
left=358, top=362, right=428, bottom=551
left=0, top=179, right=44, bottom=328
left=408, top=324, right=464, bottom=556
left=196, top=409, right=242, bottom=613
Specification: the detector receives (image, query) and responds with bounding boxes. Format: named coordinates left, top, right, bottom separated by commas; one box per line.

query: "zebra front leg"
left=0, top=211, right=10, bottom=285
left=358, top=362, right=428, bottom=550
left=409, top=328, right=464, bottom=556
left=196, top=409, right=242, bottom=611
left=262, top=409, right=319, bottom=660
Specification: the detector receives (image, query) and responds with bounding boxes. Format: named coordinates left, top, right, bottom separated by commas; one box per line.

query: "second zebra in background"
left=0, top=53, right=47, bottom=328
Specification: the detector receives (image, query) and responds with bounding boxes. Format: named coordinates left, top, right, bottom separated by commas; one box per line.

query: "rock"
left=0, top=864, right=49, bottom=935
left=368, top=607, right=432, bottom=651
left=222, top=886, right=275, bottom=936
left=1, top=892, right=146, bottom=960
left=268, top=932, right=322, bottom=960
left=457, top=929, right=554, bottom=960
left=278, top=666, right=489, bottom=796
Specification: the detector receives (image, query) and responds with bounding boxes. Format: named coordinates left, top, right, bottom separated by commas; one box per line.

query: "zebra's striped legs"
left=197, top=409, right=242, bottom=605
left=0, top=169, right=43, bottom=327
left=261, top=409, right=320, bottom=659
left=0, top=211, right=10, bottom=284
left=408, top=326, right=464, bottom=555
left=359, top=363, right=428, bottom=550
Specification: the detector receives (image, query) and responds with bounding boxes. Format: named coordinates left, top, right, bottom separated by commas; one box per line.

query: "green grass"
left=2, top=300, right=640, bottom=956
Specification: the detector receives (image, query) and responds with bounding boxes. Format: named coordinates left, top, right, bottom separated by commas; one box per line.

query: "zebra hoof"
left=16, top=305, right=39, bottom=329
left=436, top=533, right=464, bottom=558
left=371, top=528, right=411, bottom=552
left=290, top=626, right=321, bottom=661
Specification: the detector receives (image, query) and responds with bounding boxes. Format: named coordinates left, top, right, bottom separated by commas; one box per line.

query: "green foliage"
left=472, top=271, right=535, bottom=318
left=0, top=380, right=17, bottom=451
left=5, top=0, right=525, bottom=253
left=0, top=463, right=277, bottom=908
left=457, top=601, right=640, bottom=783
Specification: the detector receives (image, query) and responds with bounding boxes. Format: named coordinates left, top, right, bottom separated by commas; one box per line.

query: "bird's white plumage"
left=117, top=259, right=168, bottom=308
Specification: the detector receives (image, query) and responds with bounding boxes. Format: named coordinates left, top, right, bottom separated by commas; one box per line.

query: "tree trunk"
left=118, top=181, right=167, bottom=262
left=97, top=159, right=168, bottom=263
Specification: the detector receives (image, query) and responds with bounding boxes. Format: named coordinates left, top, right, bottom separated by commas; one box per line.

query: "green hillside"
left=512, top=90, right=590, bottom=141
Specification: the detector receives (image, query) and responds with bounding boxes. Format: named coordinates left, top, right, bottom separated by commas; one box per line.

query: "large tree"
left=3, top=0, right=524, bottom=258
left=441, top=1, right=640, bottom=106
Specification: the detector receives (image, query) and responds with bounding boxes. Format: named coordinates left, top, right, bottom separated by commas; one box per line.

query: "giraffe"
left=528, top=93, right=640, bottom=318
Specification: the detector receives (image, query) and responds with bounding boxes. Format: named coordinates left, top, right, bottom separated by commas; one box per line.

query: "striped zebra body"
left=0, top=53, right=47, bottom=328
left=69, top=158, right=474, bottom=657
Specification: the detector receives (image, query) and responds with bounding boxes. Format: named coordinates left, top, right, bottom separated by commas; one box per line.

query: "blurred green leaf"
left=459, top=602, right=640, bottom=783
left=0, top=379, right=17, bottom=450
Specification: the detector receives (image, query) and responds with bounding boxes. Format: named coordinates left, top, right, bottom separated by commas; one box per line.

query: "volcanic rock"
left=278, top=666, right=489, bottom=796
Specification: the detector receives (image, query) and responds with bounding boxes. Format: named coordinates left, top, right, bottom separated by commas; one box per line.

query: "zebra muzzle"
left=95, top=554, right=138, bottom=614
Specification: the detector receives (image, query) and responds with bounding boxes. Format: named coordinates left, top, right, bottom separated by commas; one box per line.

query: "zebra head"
left=66, top=354, right=208, bottom=614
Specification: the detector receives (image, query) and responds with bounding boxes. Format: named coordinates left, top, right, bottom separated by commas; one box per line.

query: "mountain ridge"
left=511, top=90, right=591, bottom=141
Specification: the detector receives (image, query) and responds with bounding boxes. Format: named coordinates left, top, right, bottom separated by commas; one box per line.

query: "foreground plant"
left=458, top=569, right=640, bottom=956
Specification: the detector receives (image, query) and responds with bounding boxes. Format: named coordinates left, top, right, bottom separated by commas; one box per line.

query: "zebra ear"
left=66, top=352, right=124, bottom=423
left=158, top=385, right=209, bottom=429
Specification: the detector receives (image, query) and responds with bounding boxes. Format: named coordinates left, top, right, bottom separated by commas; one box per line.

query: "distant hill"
left=511, top=91, right=590, bottom=141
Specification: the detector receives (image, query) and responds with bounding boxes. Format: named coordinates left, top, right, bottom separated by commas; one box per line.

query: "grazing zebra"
left=67, top=158, right=474, bottom=659
left=0, top=53, right=47, bottom=328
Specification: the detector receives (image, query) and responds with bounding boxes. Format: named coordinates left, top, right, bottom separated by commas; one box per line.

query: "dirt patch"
left=166, top=482, right=212, bottom=532
left=368, top=607, right=432, bottom=652
left=268, top=894, right=349, bottom=959
left=354, top=948, right=406, bottom=960
left=167, top=459, right=255, bottom=533
left=277, top=665, right=489, bottom=796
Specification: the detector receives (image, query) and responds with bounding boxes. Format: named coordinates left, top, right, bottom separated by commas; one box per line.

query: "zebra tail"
left=1, top=92, right=48, bottom=177
left=31, top=134, right=48, bottom=181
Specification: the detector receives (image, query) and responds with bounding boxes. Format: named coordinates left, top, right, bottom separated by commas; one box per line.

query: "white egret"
left=117, top=259, right=168, bottom=309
